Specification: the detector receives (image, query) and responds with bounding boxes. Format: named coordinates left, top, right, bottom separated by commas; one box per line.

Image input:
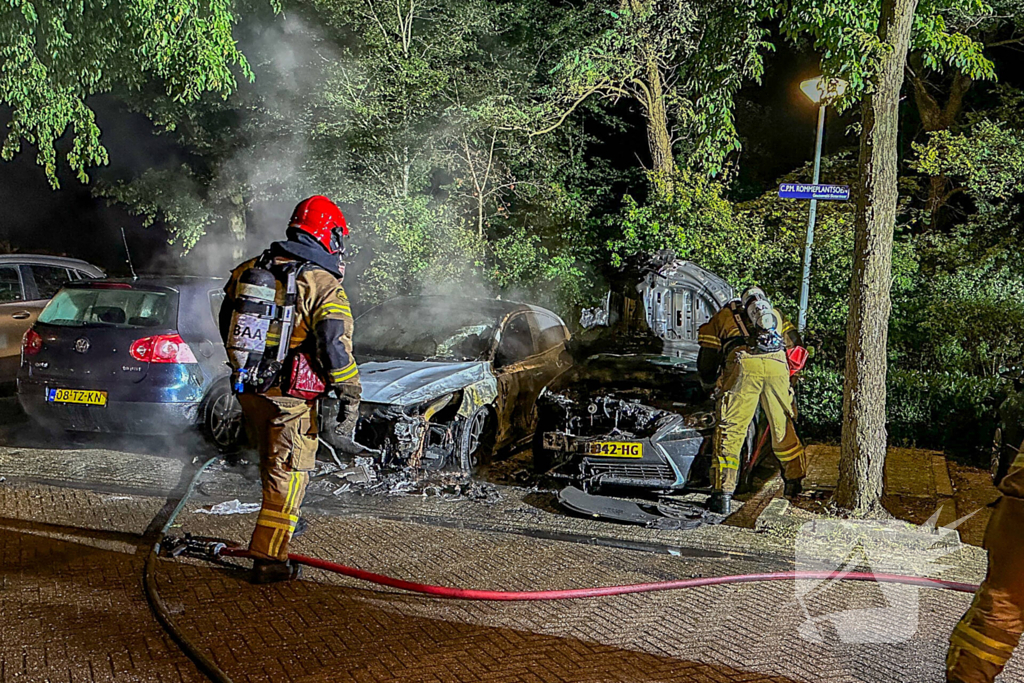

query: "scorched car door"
left=492, top=313, right=537, bottom=448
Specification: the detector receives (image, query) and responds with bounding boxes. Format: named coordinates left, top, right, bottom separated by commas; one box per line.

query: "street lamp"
left=796, top=76, right=848, bottom=333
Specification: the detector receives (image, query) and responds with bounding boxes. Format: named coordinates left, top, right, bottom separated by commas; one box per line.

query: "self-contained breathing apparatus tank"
left=225, top=257, right=298, bottom=393
left=736, top=287, right=785, bottom=354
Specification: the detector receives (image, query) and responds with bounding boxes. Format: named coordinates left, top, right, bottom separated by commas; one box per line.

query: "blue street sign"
left=778, top=183, right=850, bottom=201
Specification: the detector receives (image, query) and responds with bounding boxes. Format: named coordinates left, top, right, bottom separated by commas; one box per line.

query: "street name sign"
left=778, top=183, right=850, bottom=201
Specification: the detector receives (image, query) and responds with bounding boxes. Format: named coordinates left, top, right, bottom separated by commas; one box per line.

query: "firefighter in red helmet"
left=221, top=195, right=361, bottom=583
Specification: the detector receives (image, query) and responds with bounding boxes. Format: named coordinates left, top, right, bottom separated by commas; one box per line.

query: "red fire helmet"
left=288, top=195, right=348, bottom=254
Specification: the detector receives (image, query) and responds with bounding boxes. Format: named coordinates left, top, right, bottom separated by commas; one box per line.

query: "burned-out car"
left=320, top=296, right=572, bottom=473
left=535, top=256, right=764, bottom=495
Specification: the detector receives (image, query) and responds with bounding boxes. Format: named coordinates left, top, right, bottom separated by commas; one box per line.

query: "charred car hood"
left=358, top=360, right=493, bottom=406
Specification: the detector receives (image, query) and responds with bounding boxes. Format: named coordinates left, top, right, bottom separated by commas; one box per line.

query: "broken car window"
left=496, top=314, right=534, bottom=366
left=533, top=313, right=568, bottom=352
left=355, top=299, right=498, bottom=361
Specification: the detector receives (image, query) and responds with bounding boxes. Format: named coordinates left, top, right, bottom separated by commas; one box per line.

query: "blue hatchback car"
left=17, top=276, right=244, bottom=450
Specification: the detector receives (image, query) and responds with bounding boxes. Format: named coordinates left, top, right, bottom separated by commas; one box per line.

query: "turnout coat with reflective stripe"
left=225, top=256, right=361, bottom=393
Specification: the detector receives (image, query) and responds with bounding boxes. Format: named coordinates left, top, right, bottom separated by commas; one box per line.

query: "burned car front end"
left=320, top=296, right=572, bottom=474
left=322, top=359, right=499, bottom=470
left=538, top=357, right=716, bottom=492
left=536, top=254, right=737, bottom=495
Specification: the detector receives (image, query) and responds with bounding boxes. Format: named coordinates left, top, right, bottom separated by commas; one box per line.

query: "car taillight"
left=129, top=334, right=198, bottom=364
left=22, top=328, right=42, bottom=357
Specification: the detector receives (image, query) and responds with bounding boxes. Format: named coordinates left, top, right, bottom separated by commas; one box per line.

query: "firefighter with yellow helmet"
left=697, top=287, right=806, bottom=515
left=221, top=195, right=361, bottom=583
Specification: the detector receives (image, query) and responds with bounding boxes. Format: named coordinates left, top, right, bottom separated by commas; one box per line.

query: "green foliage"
left=797, top=364, right=1003, bottom=461
left=535, top=0, right=772, bottom=176
left=0, top=0, right=259, bottom=186
left=358, top=195, right=485, bottom=304
left=912, top=119, right=1024, bottom=205
left=771, top=0, right=995, bottom=107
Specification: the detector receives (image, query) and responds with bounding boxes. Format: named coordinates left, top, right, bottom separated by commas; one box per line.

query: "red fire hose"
left=219, top=547, right=980, bottom=599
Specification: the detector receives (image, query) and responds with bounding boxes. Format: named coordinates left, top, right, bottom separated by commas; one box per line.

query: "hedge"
left=797, top=364, right=1004, bottom=463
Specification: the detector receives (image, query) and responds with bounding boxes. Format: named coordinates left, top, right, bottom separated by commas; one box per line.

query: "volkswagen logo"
left=74, top=338, right=90, bottom=354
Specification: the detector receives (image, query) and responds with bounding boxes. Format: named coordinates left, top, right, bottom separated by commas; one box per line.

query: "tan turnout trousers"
left=713, top=350, right=806, bottom=493
left=947, top=439, right=1024, bottom=683
left=239, top=393, right=319, bottom=562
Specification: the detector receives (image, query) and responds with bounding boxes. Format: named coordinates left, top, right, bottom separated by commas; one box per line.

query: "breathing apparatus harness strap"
left=255, top=250, right=305, bottom=364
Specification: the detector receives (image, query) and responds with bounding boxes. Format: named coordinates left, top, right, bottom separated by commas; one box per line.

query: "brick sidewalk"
left=3, top=479, right=1020, bottom=683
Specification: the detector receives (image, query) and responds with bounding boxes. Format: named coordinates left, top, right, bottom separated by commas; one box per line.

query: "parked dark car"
left=18, top=276, right=243, bottom=450
left=0, top=254, right=105, bottom=387
left=320, top=296, right=573, bottom=473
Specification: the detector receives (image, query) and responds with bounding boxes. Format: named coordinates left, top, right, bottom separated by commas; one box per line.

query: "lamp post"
left=797, top=76, right=847, bottom=333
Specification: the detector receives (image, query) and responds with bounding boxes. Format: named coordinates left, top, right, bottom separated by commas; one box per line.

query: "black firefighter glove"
left=332, top=384, right=361, bottom=439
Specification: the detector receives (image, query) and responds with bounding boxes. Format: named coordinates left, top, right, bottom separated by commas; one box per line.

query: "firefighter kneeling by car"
left=697, top=287, right=807, bottom=515
left=221, top=195, right=361, bottom=584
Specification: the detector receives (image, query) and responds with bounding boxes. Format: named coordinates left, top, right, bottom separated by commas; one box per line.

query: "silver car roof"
left=0, top=254, right=105, bottom=277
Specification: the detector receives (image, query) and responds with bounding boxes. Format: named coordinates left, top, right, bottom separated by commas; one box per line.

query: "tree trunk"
left=834, top=0, right=918, bottom=515
left=226, top=194, right=247, bottom=262
left=644, top=55, right=676, bottom=192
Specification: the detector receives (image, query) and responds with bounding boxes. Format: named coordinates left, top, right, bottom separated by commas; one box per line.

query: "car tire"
left=202, top=382, right=246, bottom=453
left=457, top=406, right=494, bottom=475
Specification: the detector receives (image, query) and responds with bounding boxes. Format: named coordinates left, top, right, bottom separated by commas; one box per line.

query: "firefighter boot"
left=784, top=478, right=804, bottom=498
left=710, top=492, right=732, bottom=515
left=251, top=558, right=303, bottom=584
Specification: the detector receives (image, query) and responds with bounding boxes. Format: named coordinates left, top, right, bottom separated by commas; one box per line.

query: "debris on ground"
left=306, top=454, right=506, bottom=505
left=557, top=486, right=720, bottom=530
left=102, top=495, right=132, bottom=502
left=195, top=499, right=261, bottom=515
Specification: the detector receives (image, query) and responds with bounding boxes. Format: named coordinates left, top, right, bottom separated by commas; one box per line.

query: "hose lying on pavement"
left=145, top=458, right=979, bottom=683
left=143, top=456, right=233, bottom=683
left=219, top=547, right=980, bottom=599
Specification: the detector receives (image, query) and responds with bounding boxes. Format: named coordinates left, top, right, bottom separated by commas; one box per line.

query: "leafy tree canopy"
left=0, top=0, right=263, bottom=186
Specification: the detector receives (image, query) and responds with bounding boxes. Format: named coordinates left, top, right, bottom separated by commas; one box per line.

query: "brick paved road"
left=3, top=479, right=1021, bottom=683
left=0, top=440, right=1018, bottom=683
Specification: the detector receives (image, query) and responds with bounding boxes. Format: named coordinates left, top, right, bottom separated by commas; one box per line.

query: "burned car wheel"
left=458, top=407, right=494, bottom=475
left=203, top=383, right=245, bottom=453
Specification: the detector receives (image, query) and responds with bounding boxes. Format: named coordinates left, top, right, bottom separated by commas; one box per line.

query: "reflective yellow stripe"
left=776, top=442, right=803, bottom=456
left=267, top=473, right=303, bottom=557
left=312, top=303, right=352, bottom=326
left=716, top=457, right=739, bottom=470
left=255, top=519, right=295, bottom=533
left=698, top=335, right=722, bottom=348
left=950, top=635, right=1012, bottom=665
left=330, top=362, right=359, bottom=382
left=781, top=322, right=796, bottom=333
left=956, top=623, right=1017, bottom=654
left=258, top=509, right=299, bottom=524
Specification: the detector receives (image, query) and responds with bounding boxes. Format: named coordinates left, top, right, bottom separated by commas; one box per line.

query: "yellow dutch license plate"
left=46, top=388, right=108, bottom=406
left=585, top=441, right=643, bottom=458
